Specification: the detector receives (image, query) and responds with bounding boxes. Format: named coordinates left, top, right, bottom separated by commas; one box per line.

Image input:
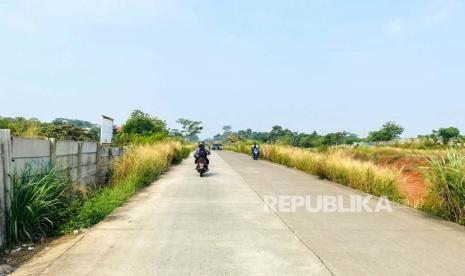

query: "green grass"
left=9, top=166, right=71, bottom=243
left=7, top=141, right=192, bottom=244
left=421, top=150, right=465, bottom=224
left=61, top=141, right=191, bottom=232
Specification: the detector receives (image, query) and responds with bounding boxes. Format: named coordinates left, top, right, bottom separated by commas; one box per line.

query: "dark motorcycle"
left=196, top=157, right=208, bottom=177
left=252, top=148, right=260, bottom=160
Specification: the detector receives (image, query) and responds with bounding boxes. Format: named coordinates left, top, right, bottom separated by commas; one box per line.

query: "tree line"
left=0, top=116, right=100, bottom=141
left=114, top=110, right=203, bottom=145
left=212, top=122, right=463, bottom=148
left=0, top=110, right=204, bottom=145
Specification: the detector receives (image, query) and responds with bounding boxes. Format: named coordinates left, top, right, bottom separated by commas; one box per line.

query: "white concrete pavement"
left=14, top=151, right=465, bottom=275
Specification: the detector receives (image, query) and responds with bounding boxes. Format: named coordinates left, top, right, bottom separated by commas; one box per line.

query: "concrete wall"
left=0, top=131, right=122, bottom=246
left=10, top=138, right=121, bottom=187
left=11, top=138, right=51, bottom=175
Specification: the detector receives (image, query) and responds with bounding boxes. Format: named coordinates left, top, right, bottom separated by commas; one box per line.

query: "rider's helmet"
left=199, top=142, right=205, bottom=149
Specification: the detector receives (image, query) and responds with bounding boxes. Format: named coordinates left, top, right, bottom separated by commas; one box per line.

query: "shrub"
left=9, top=167, right=71, bottom=243
left=421, top=151, right=465, bottom=224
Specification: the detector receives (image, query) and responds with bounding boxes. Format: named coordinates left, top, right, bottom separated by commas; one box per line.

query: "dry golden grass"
left=64, top=141, right=191, bottom=231
left=113, top=141, right=183, bottom=183
left=227, top=143, right=404, bottom=202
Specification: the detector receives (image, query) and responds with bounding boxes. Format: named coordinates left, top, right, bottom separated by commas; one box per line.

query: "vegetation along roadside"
left=226, top=142, right=465, bottom=227
left=6, top=141, right=192, bottom=247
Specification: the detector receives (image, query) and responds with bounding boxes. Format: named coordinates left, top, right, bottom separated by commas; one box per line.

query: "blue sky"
left=1, top=0, right=464, bottom=138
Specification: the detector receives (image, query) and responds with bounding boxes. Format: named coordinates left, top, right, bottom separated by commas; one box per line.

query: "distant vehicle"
left=211, top=143, right=223, bottom=150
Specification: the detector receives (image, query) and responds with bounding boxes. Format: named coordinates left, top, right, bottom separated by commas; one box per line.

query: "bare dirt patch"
left=1, top=234, right=78, bottom=273
left=378, top=157, right=428, bottom=206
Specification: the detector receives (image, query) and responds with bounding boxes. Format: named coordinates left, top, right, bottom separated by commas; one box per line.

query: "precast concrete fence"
left=0, top=129, right=122, bottom=247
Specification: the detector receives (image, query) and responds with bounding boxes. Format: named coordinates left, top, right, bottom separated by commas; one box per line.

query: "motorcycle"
left=196, top=156, right=208, bottom=177
left=252, top=148, right=260, bottom=160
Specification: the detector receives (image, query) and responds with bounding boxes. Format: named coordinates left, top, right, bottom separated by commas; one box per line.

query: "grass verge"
left=6, top=141, right=192, bottom=245
left=226, top=143, right=404, bottom=202
left=61, top=141, right=191, bottom=232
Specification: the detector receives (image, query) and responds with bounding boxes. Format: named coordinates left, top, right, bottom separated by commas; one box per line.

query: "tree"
left=177, top=118, right=203, bottom=141
left=368, top=121, right=404, bottom=142
left=122, top=110, right=167, bottom=135
left=433, top=127, right=461, bottom=144
left=88, top=127, right=101, bottom=142
left=0, top=117, right=44, bottom=137
left=213, top=133, right=223, bottom=141
left=323, top=131, right=359, bottom=146
left=52, top=118, right=96, bottom=128
left=222, top=125, right=232, bottom=134
left=40, top=124, right=92, bottom=141
left=169, top=128, right=183, bottom=137
left=226, top=133, right=241, bottom=143
left=219, top=125, right=233, bottom=141
left=269, top=125, right=294, bottom=142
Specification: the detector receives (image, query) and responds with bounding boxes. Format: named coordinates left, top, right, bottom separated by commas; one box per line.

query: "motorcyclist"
left=251, top=142, right=260, bottom=157
left=194, top=142, right=211, bottom=170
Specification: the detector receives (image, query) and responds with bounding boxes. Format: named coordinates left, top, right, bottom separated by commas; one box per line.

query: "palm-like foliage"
left=423, top=151, right=465, bottom=224
left=9, top=166, right=70, bottom=243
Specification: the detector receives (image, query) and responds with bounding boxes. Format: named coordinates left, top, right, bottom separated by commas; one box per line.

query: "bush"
left=9, top=167, right=71, bottom=243
left=421, top=151, right=465, bottom=224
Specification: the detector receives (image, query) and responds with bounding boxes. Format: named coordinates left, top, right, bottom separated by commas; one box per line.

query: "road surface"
left=15, top=151, right=465, bottom=275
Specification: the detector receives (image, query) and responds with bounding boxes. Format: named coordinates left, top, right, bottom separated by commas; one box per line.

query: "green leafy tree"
left=176, top=118, right=203, bottom=141
left=0, top=117, right=43, bottom=137
left=222, top=125, right=232, bottom=140
left=433, top=127, right=461, bottom=145
left=323, top=131, right=359, bottom=146
left=122, top=110, right=167, bottom=135
left=52, top=118, right=96, bottom=128
left=368, top=121, right=404, bottom=142
left=40, top=124, right=92, bottom=141
left=88, top=127, right=101, bottom=142
left=169, top=129, right=183, bottom=137
left=269, top=125, right=294, bottom=143
left=222, top=125, right=232, bottom=133
left=294, top=131, right=323, bottom=148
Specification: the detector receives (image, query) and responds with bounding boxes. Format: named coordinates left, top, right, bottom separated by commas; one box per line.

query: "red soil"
left=378, top=158, right=427, bottom=207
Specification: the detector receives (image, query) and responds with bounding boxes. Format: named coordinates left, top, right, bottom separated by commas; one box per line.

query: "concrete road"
left=15, top=151, right=465, bottom=275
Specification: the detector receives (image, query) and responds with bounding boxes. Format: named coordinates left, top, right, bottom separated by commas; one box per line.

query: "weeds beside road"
left=62, top=141, right=191, bottom=232
left=226, top=143, right=465, bottom=226
left=7, top=141, right=192, bottom=246
left=226, top=143, right=404, bottom=202
left=421, top=151, right=465, bottom=225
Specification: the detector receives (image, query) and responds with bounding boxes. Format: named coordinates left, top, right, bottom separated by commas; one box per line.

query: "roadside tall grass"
left=340, top=146, right=442, bottom=164
left=62, top=141, right=191, bottom=231
left=227, top=143, right=404, bottom=202
left=421, top=151, right=465, bottom=224
left=9, top=166, right=71, bottom=243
